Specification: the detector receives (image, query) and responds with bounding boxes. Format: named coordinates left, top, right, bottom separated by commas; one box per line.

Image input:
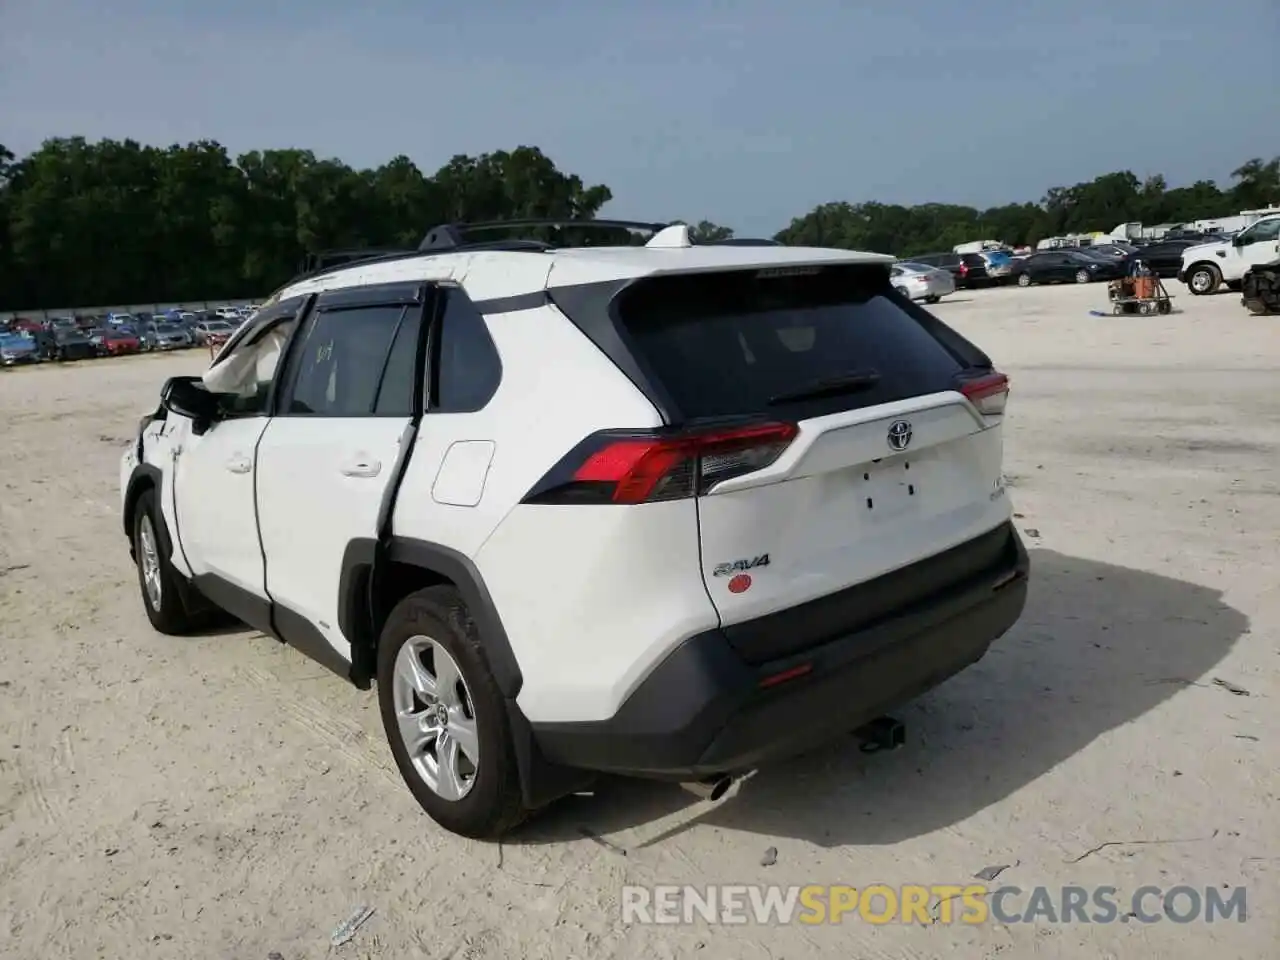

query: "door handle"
left=225, top=455, right=251, bottom=474
left=340, top=457, right=382, bottom=479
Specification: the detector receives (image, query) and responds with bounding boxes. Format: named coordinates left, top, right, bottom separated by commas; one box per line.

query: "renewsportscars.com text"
left=621, top=884, right=1247, bottom=926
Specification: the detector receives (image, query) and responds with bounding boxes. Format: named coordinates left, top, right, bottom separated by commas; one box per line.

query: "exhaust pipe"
left=680, top=775, right=734, bottom=802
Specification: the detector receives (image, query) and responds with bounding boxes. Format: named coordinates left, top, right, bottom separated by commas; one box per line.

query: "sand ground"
left=1, top=281, right=1276, bottom=959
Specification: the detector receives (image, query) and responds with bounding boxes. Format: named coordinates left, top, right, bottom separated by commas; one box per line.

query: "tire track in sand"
left=233, top=663, right=399, bottom=786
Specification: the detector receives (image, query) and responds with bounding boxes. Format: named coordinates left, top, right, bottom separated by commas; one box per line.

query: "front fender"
left=121, top=415, right=192, bottom=578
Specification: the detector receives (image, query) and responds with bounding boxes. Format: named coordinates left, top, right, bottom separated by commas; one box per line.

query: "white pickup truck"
left=1178, top=214, right=1280, bottom=295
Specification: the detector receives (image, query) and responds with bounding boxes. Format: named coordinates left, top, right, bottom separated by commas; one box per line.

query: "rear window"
left=615, top=265, right=972, bottom=421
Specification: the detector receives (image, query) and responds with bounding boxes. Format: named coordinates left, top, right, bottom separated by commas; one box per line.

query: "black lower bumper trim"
left=532, top=524, right=1030, bottom=779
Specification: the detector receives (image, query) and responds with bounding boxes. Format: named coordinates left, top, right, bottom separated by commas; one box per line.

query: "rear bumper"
left=905, top=282, right=950, bottom=300
left=531, top=523, right=1030, bottom=779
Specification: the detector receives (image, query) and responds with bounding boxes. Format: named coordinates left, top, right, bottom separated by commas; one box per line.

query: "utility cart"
left=1107, top=263, right=1174, bottom=316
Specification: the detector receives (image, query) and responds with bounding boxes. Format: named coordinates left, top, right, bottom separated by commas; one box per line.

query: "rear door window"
left=616, top=264, right=970, bottom=422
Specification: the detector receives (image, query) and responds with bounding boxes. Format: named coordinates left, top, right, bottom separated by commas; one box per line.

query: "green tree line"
left=0, top=137, right=1276, bottom=310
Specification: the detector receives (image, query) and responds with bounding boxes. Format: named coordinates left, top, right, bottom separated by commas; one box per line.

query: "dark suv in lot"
left=47, top=327, right=97, bottom=361
left=909, top=252, right=992, bottom=289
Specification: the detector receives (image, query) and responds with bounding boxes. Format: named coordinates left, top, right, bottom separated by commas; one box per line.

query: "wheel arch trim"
left=340, top=535, right=523, bottom=698
left=123, top=463, right=165, bottom=546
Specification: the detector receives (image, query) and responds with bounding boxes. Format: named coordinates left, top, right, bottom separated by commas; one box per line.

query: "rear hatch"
left=960, top=253, right=990, bottom=280
left=614, top=263, right=1012, bottom=663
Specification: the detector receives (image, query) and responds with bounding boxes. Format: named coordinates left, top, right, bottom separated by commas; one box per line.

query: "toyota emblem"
left=887, top=419, right=913, bottom=452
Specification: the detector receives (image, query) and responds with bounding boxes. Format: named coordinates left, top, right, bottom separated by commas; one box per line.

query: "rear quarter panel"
left=390, top=303, right=724, bottom=724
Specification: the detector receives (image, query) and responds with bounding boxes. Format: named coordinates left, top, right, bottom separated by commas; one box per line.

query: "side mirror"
left=161, top=376, right=222, bottom=425
left=1232, top=234, right=1247, bottom=247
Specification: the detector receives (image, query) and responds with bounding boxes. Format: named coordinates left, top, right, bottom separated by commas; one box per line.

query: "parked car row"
left=890, top=231, right=1269, bottom=295
left=0, top=307, right=254, bottom=368
left=907, top=251, right=1007, bottom=289
left=4, top=303, right=259, bottom=339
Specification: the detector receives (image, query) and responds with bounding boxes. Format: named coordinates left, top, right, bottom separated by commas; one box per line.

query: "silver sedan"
left=891, top=262, right=956, bottom=303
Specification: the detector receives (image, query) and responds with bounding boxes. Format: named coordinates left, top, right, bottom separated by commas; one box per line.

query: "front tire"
left=925, top=294, right=941, bottom=304
left=1075, top=269, right=1091, bottom=283
left=1187, top=264, right=1220, bottom=295
left=377, top=586, right=526, bottom=840
left=133, top=489, right=200, bottom=634
left=1017, top=273, right=1032, bottom=287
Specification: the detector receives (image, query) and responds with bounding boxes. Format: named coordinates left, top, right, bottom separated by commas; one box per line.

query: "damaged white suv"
left=119, top=220, right=1029, bottom=839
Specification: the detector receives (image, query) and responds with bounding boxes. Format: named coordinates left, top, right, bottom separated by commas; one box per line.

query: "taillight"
left=958, top=263, right=968, bottom=276
left=524, top=421, right=799, bottom=505
left=959, top=371, right=1009, bottom=416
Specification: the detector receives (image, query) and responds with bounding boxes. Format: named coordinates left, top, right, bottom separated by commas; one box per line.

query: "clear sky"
left=2, top=0, right=1277, bottom=236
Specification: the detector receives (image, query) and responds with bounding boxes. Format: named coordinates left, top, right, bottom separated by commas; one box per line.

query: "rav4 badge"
left=713, top=554, right=770, bottom=577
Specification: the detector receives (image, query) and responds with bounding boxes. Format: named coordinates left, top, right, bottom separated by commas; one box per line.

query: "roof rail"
left=284, top=246, right=423, bottom=287
left=699, top=237, right=782, bottom=246
left=418, top=218, right=673, bottom=252
left=299, top=247, right=415, bottom=274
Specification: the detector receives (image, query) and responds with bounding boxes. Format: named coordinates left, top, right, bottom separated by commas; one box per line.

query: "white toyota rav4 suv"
left=119, top=219, right=1029, bottom=839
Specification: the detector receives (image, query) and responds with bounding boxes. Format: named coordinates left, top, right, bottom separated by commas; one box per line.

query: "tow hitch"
left=855, top=716, right=905, bottom=753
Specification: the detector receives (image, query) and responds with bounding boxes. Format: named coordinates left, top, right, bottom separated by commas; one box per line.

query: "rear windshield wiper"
left=767, top=369, right=882, bottom=406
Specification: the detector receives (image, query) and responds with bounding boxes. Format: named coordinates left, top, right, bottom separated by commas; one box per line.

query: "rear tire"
left=377, top=586, right=527, bottom=840
left=1186, top=264, right=1220, bottom=295
left=1017, top=273, right=1032, bottom=287
left=133, top=489, right=201, bottom=635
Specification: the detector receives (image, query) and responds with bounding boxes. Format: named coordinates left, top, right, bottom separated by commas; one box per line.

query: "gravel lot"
left=1, top=281, right=1276, bottom=959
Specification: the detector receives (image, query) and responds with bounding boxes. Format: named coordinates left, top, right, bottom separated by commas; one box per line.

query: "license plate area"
left=859, top=456, right=922, bottom=520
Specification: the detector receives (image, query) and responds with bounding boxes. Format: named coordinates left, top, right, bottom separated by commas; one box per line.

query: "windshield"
left=156, top=323, right=181, bottom=333
left=57, top=330, right=89, bottom=342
